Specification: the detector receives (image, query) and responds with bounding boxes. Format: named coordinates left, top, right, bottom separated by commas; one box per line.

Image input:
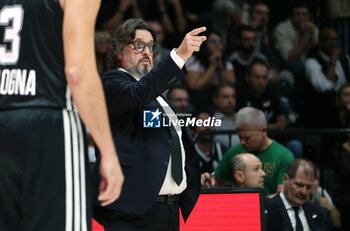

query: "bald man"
left=230, top=153, right=266, bottom=188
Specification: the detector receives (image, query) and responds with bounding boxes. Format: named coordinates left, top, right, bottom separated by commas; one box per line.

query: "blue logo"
left=143, top=108, right=162, bottom=128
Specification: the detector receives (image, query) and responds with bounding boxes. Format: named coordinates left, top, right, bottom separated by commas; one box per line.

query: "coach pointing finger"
left=93, top=18, right=205, bottom=231
left=177, top=27, right=207, bottom=60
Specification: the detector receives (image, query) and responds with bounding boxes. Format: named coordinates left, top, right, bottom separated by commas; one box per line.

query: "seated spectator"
left=236, top=59, right=302, bottom=157
left=184, top=29, right=235, bottom=110
left=228, top=25, right=269, bottom=88
left=310, top=167, right=341, bottom=228
left=334, top=83, right=350, bottom=229
left=148, top=21, right=170, bottom=66
left=212, top=84, right=240, bottom=150
left=230, top=153, right=266, bottom=188
left=273, top=1, right=318, bottom=89
left=304, top=27, right=350, bottom=128
left=211, top=0, right=239, bottom=56
left=246, top=1, right=279, bottom=82
left=167, top=85, right=191, bottom=115
left=265, top=159, right=332, bottom=231
left=191, top=111, right=224, bottom=174
left=201, top=107, right=294, bottom=196
left=236, top=59, right=287, bottom=130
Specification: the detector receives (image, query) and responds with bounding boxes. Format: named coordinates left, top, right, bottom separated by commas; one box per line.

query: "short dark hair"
left=167, top=85, right=188, bottom=101
left=213, top=83, right=235, bottom=98
left=236, top=25, right=255, bottom=40
left=285, top=158, right=317, bottom=180
left=249, top=0, right=269, bottom=15
left=246, top=58, right=269, bottom=76
left=107, top=18, right=157, bottom=69
left=290, top=1, right=309, bottom=15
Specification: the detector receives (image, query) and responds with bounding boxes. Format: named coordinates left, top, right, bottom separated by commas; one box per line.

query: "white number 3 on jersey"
left=0, top=5, right=24, bottom=65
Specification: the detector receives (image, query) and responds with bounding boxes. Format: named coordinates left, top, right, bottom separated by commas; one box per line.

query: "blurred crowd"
left=92, top=0, right=350, bottom=230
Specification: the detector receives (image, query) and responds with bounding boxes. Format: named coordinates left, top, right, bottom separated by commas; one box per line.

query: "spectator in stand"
left=228, top=25, right=269, bottom=88
left=336, top=83, right=350, bottom=128
left=184, top=29, right=235, bottom=110
left=304, top=28, right=350, bottom=128
left=148, top=20, right=171, bottom=66
left=167, top=85, right=191, bottom=114
left=96, top=0, right=142, bottom=32
left=211, top=0, right=239, bottom=56
left=212, top=84, right=240, bottom=150
left=310, top=167, right=341, bottom=229
left=201, top=107, right=294, bottom=196
left=334, top=83, right=350, bottom=229
left=192, top=111, right=225, bottom=174
left=236, top=59, right=302, bottom=157
left=95, top=30, right=112, bottom=75
left=230, top=153, right=266, bottom=188
left=236, top=59, right=287, bottom=130
left=247, top=1, right=279, bottom=82
left=273, top=1, right=318, bottom=89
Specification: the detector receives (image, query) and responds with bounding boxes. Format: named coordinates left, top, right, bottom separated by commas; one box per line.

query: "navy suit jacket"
left=92, top=55, right=200, bottom=221
left=265, top=193, right=332, bottom=231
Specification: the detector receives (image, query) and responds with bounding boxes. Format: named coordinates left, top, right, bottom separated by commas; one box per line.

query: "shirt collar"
left=280, top=190, right=294, bottom=210
left=318, top=49, right=331, bottom=62
left=118, top=67, right=141, bottom=81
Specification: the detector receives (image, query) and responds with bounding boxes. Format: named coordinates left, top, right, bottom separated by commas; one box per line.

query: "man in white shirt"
left=305, top=28, right=349, bottom=92
left=273, top=2, right=318, bottom=91
left=265, top=158, right=332, bottom=231
left=303, top=28, right=349, bottom=128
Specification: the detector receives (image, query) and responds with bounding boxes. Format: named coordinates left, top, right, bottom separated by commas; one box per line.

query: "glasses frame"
left=130, top=40, right=159, bottom=53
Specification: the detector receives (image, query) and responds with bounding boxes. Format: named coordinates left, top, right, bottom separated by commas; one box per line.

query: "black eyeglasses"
left=130, top=41, right=159, bottom=53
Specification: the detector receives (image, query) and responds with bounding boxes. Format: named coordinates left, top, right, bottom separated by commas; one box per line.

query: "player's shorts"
left=0, top=108, right=91, bottom=231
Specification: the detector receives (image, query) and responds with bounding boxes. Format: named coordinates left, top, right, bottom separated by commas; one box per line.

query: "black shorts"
left=0, top=108, right=91, bottom=231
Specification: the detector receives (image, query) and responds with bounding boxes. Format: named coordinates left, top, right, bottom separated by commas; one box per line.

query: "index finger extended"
left=189, top=27, right=207, bottom=36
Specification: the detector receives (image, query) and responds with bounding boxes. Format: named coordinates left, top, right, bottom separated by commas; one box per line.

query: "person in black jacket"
left=92, top=18, right=206, bottom=231
left=265, top=158, right=332, bottom=231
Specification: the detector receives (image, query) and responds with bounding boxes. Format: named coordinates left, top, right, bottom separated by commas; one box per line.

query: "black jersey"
left=0, top=0, right=73, bottom=110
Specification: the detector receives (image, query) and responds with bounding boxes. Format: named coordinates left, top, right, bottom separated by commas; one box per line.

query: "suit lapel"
left=275, top=194, right=294, bottom=231
left=303, top=203, right=317, bottom=231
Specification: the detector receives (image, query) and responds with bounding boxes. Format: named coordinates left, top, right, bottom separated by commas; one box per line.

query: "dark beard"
left=126, top=60, right=152, bottom=79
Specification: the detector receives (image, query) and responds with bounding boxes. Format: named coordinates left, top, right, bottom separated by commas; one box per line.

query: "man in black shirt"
left=0, top=0, right=123, bottom=230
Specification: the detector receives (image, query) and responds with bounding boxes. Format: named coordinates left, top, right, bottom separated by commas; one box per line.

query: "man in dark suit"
left=265, top=158, right=332, bottom=231
left=92, top=18, right=206, bottom=231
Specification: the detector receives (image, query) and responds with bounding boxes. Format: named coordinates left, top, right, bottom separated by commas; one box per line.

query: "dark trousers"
left=94, top=201, right=180, bottom=231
